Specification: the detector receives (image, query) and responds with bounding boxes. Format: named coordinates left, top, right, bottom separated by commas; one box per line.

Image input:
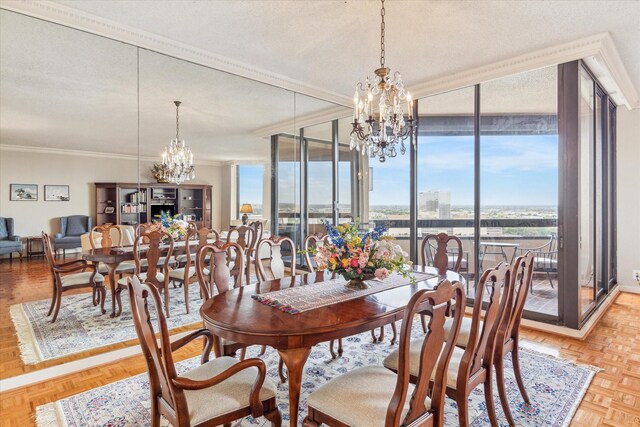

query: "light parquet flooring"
left=1, top=258, right=639, bottom=426
left=0, top=255, right=201, bottom=379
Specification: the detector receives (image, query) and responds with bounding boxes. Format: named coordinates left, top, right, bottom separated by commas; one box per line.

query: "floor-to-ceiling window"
left=271, top=60, right=616, bottom=329
left=480, top=66, right=559, bottom=317
left=417, top=86, right=476, bottom=290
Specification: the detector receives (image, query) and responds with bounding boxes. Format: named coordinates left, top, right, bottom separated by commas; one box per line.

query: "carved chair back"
left=133, top=228, right=173, bottom=289
left=195, top=241, right=245, bottom=299
left=460, top=263, right=512, bottom=380
left=501, top=251, right=534, bottom=345
left=256, top=235, right=296, bottom=283
left=226, top=225, right=254, bottom=252
left=42, top=232, right=56, bottom=275
left=421, top=232, right=464, bottom=274
left=128, top=275, right=188, bottom=421
left=89, top=224, right=122, bottom=249
left=387, top=279, right=466, bottom=427
left=249, top=220, right=264, bottom=250
left=303, top=232, right=329, bottom=273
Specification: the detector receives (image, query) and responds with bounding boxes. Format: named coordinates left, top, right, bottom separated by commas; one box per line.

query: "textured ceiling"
left=53, top=0, right=640, bottom=98
left=0, top=10, right=336, bottom=161
left=1, top=1, right=639, bottom=161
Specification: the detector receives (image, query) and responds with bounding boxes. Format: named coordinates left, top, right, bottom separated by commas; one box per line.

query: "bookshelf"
left=95, top=183, right=212, bottom=228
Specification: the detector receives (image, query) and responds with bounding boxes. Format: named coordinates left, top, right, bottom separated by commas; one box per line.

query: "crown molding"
left=0, top=0, right=352, bottom=107
left=0, top=144, right=224, bottom=166
left=408, top=32, right=638, bottom=110
left=253, top=105, right=352, bottom=138
left=2, top=2, right=637, bottom=112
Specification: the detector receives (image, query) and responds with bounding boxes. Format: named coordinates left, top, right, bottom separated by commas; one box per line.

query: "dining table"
left=200, top=266, right=465, bottom=427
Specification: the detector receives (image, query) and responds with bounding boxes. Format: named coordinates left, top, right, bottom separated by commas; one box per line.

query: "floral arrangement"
left=156, top=211, right=188, bottom=240
left=312, top=220, right=412, bottom=286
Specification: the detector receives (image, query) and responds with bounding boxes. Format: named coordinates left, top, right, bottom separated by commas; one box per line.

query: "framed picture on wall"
left=44, top=185, right=70, bottom=201
left=10, top=184, right=38, bottom=201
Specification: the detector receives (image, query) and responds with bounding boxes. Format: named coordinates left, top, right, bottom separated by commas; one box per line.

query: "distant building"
left=418, top=190, right=451, bottom=219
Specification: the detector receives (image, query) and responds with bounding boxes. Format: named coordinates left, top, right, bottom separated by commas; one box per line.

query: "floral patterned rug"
left=36, top=323, right=598, bottom=426
left=10, top=283, right=207, bottom=364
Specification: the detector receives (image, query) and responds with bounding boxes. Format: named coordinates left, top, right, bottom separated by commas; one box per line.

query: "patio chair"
left=515, top=233, right=557, bottom=291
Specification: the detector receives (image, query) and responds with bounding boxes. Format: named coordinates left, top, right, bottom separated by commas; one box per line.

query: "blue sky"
left=249, top=134, right=559, bottom=207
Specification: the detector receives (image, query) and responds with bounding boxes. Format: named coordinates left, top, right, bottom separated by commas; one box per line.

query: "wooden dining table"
left=200, top=266, right=464, bottom=427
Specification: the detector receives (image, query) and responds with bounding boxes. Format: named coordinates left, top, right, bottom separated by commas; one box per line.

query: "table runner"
left=252, top=271, right=437, bottom=314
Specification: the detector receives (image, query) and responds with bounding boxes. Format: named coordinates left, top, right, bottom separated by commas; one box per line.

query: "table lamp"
left=239, top=203, right=253, bottom=225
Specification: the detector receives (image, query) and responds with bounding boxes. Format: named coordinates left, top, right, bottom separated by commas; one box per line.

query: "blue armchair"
left=54, top=215, right=92, bottom=257
left=0, top=217, right=22, bottom=261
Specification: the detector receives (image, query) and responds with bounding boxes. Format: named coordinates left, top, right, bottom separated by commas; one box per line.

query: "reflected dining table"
left=82, top=239, right=216, bottom=317
left=200, top=266, right=464, bottom=427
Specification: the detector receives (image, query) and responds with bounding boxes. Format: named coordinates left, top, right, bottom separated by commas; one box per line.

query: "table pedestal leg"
left=105, top=263, right=118, bottom=318
left=278, top=347, right=311, bottom=427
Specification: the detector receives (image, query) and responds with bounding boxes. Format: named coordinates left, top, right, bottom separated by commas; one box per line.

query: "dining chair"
left=303, top=279, right=466, bottom=427
left=255, top=235, right=296, bottom=283
left=89, top=224, right=135, bottom=276
left=495, top=251, right=535, bottom=426
left=116, top=228, right=174, bottom=317
left=515, top=233, right=557, bottom=291
left=42, top=232, right=106, bottom=322
left=128, top=275, right=282, bottom=427
left=169, top=227, right=210, bottom=314
left=383, top=263, right=513, bottom=427
left=419, top=232, right=465, bottom=332
left=226, top=224, right=257, bottom=284
left=195, top=241, right=247, bottom=359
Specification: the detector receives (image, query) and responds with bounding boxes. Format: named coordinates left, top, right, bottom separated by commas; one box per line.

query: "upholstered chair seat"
left=307, top=365, right=427, bottom=427
left=118, top=271, right=164, bottom=285
left=61, top=272, right=105, bottom=287
left=442, top=316, right=481, bottom=348
left=181, top=356, right=278, bottom=425
left=97, top=262, right=136, bottom=275
left=168, top=267, right=196, bottom=280
left=54, top=215, right=92, bottom=255
left=383, top=342, right=465, bottom=389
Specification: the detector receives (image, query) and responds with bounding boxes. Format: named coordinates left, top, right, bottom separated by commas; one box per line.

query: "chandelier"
left=350, top=0, right=415, bottom=163
left=161, top=100, right=195, bottom=185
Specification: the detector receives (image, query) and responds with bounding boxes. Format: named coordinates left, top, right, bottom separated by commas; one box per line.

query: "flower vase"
left=344, top=274, right=374, bottom=290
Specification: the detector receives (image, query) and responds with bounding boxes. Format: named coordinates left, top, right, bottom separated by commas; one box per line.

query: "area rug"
left=35, top=324, right=599, bottom=426
left=10, top=284, right=206, bottom=365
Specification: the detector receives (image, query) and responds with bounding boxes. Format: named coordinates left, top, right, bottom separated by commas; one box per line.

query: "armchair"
left=0, top=217, right=22, bottom=261
left=54, top=215, right=92, bottom=257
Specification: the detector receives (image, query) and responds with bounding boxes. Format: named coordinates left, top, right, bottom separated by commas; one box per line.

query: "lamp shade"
left=239, top=203, right=254, bottom=214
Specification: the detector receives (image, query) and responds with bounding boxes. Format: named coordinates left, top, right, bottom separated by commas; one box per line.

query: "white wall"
left=0, top=148, right=224, bottom=237
left=616, top=108, right=640, bottom=293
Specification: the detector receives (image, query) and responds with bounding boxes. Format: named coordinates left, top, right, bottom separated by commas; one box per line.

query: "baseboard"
left=619, top=284, right=640, bottom=294
left=520, top=286, right=621, bottom=340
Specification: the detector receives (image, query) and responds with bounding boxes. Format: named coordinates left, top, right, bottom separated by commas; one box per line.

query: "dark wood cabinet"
left=95, top=183, right=212, bottom=229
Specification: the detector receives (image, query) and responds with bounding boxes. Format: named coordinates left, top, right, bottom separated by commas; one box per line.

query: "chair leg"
left=329, top=340, right=338, bottom=359
left=184, top=281, right=190, bottom=314
left=150, top=400, right=161, bottom=427
left=239, top=347, right=247, bottom=361
left=456, top=392, right=469, bottom=427
left=264, top=404, right=282, bottom=427
left=495, top=353, right=516, bottom=426
left=390, top=322, right=398, bottom=345
left=47, top=288, right=57, bottom=316
left=259, top=345, right=267, bottom=356
left=302, top=415, right=320, bottom=427
left=164, top=281, right=171, bottom=318
left=9, top=253, right=12, bottom=262
left=99, top=287, right=106, bottom=315
left=278, top=357, right=287, bottom=383
left=421, top=313, right=428, bottom=333
left=484, top=370, right=500, bottom=427
left=337, top=338, right=343, bottom=357
left=51, top=288, right=63, bottom=323
left=115, top=288, right=124, bottom=317
left=512, top=344, right=530, bottom=404
left=547, top=271, right=554, bottom=288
